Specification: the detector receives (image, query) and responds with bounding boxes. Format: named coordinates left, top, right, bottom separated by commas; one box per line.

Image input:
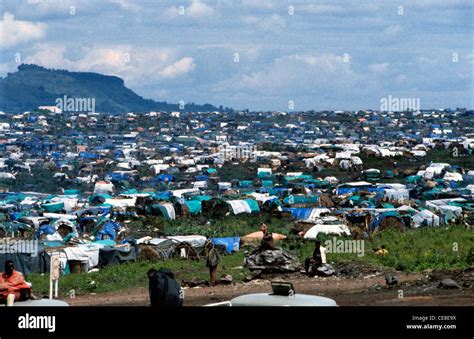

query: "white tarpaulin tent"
left=412, top=210, right=440, bottom=227
left=94, top=181, right=114, bottom=194
left=304, top=223, right=351, bottom=239
left=443, top=172, right=463, bottom=181
left=167, top=235, right=207, bottom=248
left=227, top=200, right=252, bottom=214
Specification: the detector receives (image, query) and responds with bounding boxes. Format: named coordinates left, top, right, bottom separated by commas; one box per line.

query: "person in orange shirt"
left=0, top=260, right=32, bottom=306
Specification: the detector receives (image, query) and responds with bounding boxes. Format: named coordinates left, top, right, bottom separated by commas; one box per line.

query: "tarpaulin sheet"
left=98, top=246, right=136, bottom=267
left=184, top=200, right=202, bottom=214
left=210, top=237, right=240, bottom=253
left=0, top=245, right=48, bottom=275
left=244, top=199, right=260, bottom=213
left=304, top=224, right=351, bottom=239
left=283, top=208, right=313, bottom=220
left=227, top=200, right=252, bottom=214
left=42, top=202, right=64, bottom=213
left=63, top=244, right=103, bottom=269
left=283, top=195, right=319, bottom=205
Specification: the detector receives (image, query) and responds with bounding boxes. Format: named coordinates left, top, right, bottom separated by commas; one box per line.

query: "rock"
left=244, top=270, right=262, bottom=282
left=385, top=274, right=400, bottom=286
left=315, top=263, right=335, bottom=277
left=219, top=274, right=233, bottom=284
left=437, top=278, right=460, bottom=289
left=245, top=249, right=300, bottom=273
left=337, top=263, right=361, bottom=277
left=369, top=283, right=383, bottom=291
left=182, top=278, right=207, bottom=288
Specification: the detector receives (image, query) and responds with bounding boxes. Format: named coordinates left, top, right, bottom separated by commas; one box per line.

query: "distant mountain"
left=0, top=64, right=225, bottom=113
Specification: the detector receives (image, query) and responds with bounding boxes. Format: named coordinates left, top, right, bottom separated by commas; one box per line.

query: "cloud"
left=24, top=44, right=75, bottom=69
left=23, top=44, right=195, bottom=86
left=241, top=14, right=286, bottom=32
left=214, top=53, right=356, bottom=96
left=108, top=0, right=141, bottom=12
left=159, top=57, right=195, bottom=78
left=369, top=63, right=389, bottom=74
left=303, top=4, right=344, bottom=14
left=188, top=0, right=215, bottom=18
left=383, top=24, right=403, bottom=36
left=0, top=12, right=46, bottom=49
left=161, top=0, right=215, bottom=21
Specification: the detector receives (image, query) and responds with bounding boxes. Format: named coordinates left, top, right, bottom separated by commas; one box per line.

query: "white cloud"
left=0, top=12, right=46, bottom=49
left=108, top=0, right=141, bottom=11
left=241, top=14, right=286, bottom=32
left=24, top=44, right=75, bottom=69
left=383, top=24, right=402, bottom=36
left=369, top=63, right=389, bottom=74
left=214, top=53, right=356, bottom=95
left=23, top=44, right=195, bottom=86
left=159, top=57, right=195, bottom=78
left=162, top=0, right=215, bottom=21
left=303, top=4, right=344, bottom=14
left=188, top=0, right=215, bottom=18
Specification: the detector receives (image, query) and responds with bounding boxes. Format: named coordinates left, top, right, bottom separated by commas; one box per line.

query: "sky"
left=0, top=0, right=473, bottom=111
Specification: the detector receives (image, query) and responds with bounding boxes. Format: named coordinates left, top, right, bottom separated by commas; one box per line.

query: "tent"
left=210, top=237, right=240, bottom=253
left=412, top=210, right=440, bottom=228
left=240, top=231, right=286, bottom=245
left=155, top=174, right=175, bottom=183
left=184, top=200, right=202, bottom=215
left=283, top=195, right=319, bottom=205
left=150, top=203, right=176, bottom=220
left=370, top=213, right=405, bottom=232
left=94, top=181, right=114, bottom=194
left=227, top=200, right=253, bottom=214
left=303, top=223, right=351, bottom=239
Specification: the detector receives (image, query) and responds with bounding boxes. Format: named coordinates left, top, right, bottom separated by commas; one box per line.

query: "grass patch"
left=27, top=251, right=250, bottom=298
left=297, top=225, right=474, bottom=272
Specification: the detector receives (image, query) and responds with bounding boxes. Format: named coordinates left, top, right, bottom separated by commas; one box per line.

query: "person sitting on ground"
left=0, top=260, right=33, bottom=306
left=205, top=240, right=221, bottom=287
left=304, top=240, right=327, bottom=276
left=259, top=222, right=275, bottom=251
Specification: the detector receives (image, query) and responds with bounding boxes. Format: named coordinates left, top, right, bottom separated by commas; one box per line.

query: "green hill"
left=0, top=64, right=221, bottom=113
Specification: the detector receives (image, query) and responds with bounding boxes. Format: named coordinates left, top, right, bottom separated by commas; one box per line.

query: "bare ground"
left=64, top=264, right=474, bottom=306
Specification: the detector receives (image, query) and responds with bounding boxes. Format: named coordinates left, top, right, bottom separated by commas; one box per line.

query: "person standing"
left=259, top=222, right=275, bottom=251
left=304, top=240, right=326, bottom=276
left=205, top=240, right=221, bottom=287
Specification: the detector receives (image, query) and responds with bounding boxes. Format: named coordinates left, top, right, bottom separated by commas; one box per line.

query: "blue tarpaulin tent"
left=184, top=200, right=202, bottom=214
left=282, top=207, right=313, bottom=220
left=155, top=174, right=175, bottom=182
left=211, top=237, right=240, bottom=253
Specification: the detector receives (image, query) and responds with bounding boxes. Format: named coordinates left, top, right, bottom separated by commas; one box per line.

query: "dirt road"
left=65, top=267, right=474, bottom=306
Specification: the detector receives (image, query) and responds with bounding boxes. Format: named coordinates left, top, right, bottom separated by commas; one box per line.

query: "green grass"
left=297, top=225, right=474, bottom=272
left=28, top=251, right=250, bottom=298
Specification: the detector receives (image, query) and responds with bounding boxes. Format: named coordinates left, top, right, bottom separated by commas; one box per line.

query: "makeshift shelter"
left=412, top=209, right=440, bottom=227
left=303, top=223, right=351, bottom=239
left=210, top=237, right=240, bottom=253
left=370, top=214, right=405, bottom=233
left=94, top=181, right=114, bottom=194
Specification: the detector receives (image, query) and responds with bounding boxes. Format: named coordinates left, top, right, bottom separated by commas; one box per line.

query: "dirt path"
left=64, top=270, right=474, bottom=306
